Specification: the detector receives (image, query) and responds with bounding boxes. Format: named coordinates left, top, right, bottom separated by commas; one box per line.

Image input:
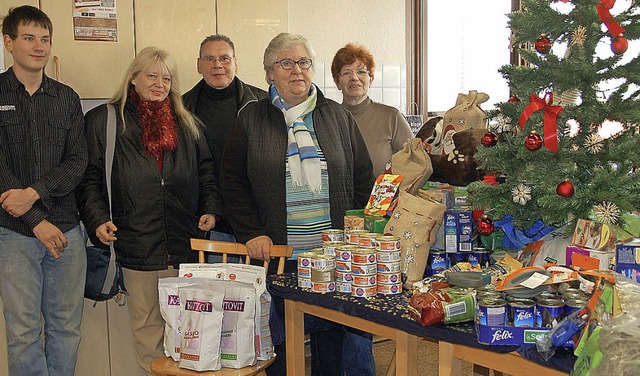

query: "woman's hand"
left=96, top=221, right=118, bottom=245
left=246, top=235, right=273, bottom=260
left=198, top=214, right=216, bottom=231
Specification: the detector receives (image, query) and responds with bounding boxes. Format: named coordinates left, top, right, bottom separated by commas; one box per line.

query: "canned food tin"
left=536, top=299, right=565, bottom=328
left=447, top=252, right=467, bottom=266
left=477, top=291, right=503, bottom=301
left=377, top=261, right=401, bottom=273
left=322, top=229, right=344, bottom=243
left=352, top=248, right=377, bottom=264
left=311, top=268, right=335, bottom=283
left=476, top=284, right=497, bottom=292
left=534, top=290, right=559, bottom=301
left=562, top=292, right=588, bottom=301
left=311, top=254, right=336, bottom=269
left=336, top=281, right=352, bottom=293
left=351, top=285, right=377, bottom=298
left=376, top=272, right=401, bottom=284
left=468, top=249, right=492, bottom=268
left=352, top=274, right=377, bottom=286
left=564, top=299, right=588, bottom=316
left=351, top=263, right=378, bottom=275
left=377, top=250, right=401, bottom=263
left=335, top=270, right=353, bottom=283
left=297, top=266, right=311, bottom=278
left=561, top=288, right=584, bottom=297
left=509, top=300, right=536, bottom=327
left=377, top=282, right=402, bottom=295
left=335, top=260, right=352, bottom=272
left=297, top=252, right=315, bottom=268
left=297, top=277, right=312, bottom=289
left=428, top=251, right=448, bottom=274
left=312, top=281, right=335, bottom=293
left=358, top=233, right=378, bottom=249
left=336, top=245, right=359, bottom=262
left=376, top=236, right=401, bottom=251
left=478, top=298, right=508, bottom=326
left=322, top=241, right=344, bottom=256
left=345, top=229, right=369, bottom=245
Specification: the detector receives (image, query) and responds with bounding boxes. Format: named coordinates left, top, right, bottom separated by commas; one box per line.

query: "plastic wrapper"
left=408, top=287, right=475, bottom=326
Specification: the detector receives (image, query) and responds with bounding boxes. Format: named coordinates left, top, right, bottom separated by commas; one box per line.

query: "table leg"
left=284, top=299, right=305, bottom=376
left=394, top=330, right=418, bottom=376
left=439, top=341, right=463, bottom=376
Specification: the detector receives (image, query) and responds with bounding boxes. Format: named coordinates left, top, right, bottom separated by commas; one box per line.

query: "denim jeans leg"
left=310, top=327, right=344, bottom=376
left=342, top=329, right=375, bottom=376
left=207, top=231, right=240, bottom=263
left=42, top=225, right=86, bottom=376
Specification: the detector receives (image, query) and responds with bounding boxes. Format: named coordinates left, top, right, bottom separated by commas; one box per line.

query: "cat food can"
left=562, top=292, right=588, bottom=301
left=476, top=284, right=497, bottom=292
left=564, top=299, right=588, bottom=317
left=376, top=272, right=401, bottom=284
left=536, top=299, right=565, bottom=328
left=429, top=250, right=448, bottom=274
left=322, top=229, right=344, bottom=243
left=358, top=233, right=378, bottom=249
left=335, top=270, right=353, bottom=283
left=509, top=300, right=536, bottom=327
left=447, top=252, right=467, bottom=266
left=322, top=241, right=344, bottom=256
left=478, top=298, right=508, bottom=326
left=377, top=282, right=402, bottom=295
left=335, top=260, right=352, bottom=272
left=477, top=291, right=503, bottom=301
left=297, top=252, right=315, bottom=268
left=297, top=266, right=311, bottom=279
left=352, top=249, right=377, bottom=264
left=312, top=281, right=335, bottom=294
left=311, top=254, right=336, bottom=269
left=297, top=277, right=312, bottom=289
left=311, top=268, right=335, bottom=283
left=351, top=263, right=378, bottom=275
left=468, top=248, right=492, bottom=268
left=352, top=274, right=377, bottom=286
left=376, top=235, right=401, bottom=251
left=336, top=281, right=352, bottom=293
left=377, top=261, right=401, bottom=273
left=336, top=245, right=359, bottom=262
left=346, top=230, right=369, bottom=245
left=376, top=250, right=401, bottom=263
left=351, top=285, right=377, bottom=298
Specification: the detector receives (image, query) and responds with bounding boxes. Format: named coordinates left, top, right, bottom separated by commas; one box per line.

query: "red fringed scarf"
left=129, top=87, right=178, bottom=169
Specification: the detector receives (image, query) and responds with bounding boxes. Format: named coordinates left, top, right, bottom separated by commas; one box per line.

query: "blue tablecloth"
left=267, top=273, right=576, bottom=373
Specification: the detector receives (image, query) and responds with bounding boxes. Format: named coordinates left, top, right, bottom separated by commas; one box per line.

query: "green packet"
left=441, top=288, right=476, bottom=324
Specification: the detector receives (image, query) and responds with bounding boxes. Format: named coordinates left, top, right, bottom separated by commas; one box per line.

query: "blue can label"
left=478, top=299, right=507, bottom=326
left=429, top=251, right=448, bottom=272
left=510, top=304, right=535, bottom=327
left=537, top=301, right=564, bottom=328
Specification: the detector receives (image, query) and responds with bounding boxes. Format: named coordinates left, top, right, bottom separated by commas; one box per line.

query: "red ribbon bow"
left=518, top=93, right=564, bottom=153
left=597, top=0, right=626, bottom=37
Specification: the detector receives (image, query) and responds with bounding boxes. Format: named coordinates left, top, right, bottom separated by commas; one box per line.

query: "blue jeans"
left=342, top=329, right=375, bottom=376
left=207, top=230, right=241, bottom=263
left=0, top=225, right=86, bottom=376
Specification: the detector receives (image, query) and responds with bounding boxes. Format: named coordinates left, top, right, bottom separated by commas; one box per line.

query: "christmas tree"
left=469, top=0, right=640, bottom=237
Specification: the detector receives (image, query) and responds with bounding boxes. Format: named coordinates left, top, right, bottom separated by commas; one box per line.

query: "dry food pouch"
left=178, top=285, right=224, bottom=371
left=365, top=174, right=404, bottom=216
left=220, top=281, right=256, bottom=368
left=158, top=277, right=201, bottom=361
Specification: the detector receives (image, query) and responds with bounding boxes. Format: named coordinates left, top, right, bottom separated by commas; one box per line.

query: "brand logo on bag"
left=222, top=300, right=245, bottom=312
left=490, top=329, right=514, bottom=344
left=185, top=300, right=213, bottom=312
left=168, top=295, right=180, bottom=305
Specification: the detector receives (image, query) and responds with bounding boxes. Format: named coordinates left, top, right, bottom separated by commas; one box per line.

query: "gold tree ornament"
left=570, top=25, right=587, bottom=46
left=584, top=133, right=604, bottom=154
left=511, top=183, right=532, bottom=205
left=593, top=201, right=621, bottom=225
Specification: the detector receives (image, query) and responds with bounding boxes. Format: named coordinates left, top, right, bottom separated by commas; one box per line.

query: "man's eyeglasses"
left=200, top=55, right=234, bottom=65
left=338, top=69, right=370, bottom=78
left=273, top=58, right=313, bottom=70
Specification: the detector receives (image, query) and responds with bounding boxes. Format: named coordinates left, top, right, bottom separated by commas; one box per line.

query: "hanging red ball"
left=556, top=179, right=575, bottom=197
left=481, top=131, right=498, bottom=147
left=535, top=34, right=552, bottom=54
left=478, top=216, right=495, bottom=236
left=611, top=35, right=628, bottom=55
left=524, top=131, right=543, bottom=151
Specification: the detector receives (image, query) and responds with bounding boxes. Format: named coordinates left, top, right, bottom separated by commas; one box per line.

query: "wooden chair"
left=150, top=239, right=293, bottom=376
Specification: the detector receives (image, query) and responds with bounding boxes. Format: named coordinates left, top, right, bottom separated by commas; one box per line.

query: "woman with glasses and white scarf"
left=220, top=33, right=375, bottom=376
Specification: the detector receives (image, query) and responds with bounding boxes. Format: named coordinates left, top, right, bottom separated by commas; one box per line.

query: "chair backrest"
left=190, top=239, right=293, bottom=275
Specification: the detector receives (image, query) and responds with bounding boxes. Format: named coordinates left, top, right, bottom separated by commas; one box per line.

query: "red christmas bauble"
left=611, top=35, right=628, bottom=55
left=535, top=34, right=552, bottom=54
left=524, top=131, right=543, bottom=151
left=478, top=216, right=494, bottom=236
left=508, top=95, right=522, bottom=104
left=481, top=131, right=498, bottom=147
left=556, top=179, right=575, bottom=197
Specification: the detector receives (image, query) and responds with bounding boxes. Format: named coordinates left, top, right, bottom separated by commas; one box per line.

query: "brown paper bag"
left=442, top=90, right=489, bottom=133
left=384, top=191, right=446, bottom=288
left=387, top=138, right=432, bottom=195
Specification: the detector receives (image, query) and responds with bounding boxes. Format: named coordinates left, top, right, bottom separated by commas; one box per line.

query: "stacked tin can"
left=350, top=231, right=378, bottom=298
left=375, top=235, right=402, bottom=295
left=335, top=244, right=357, bottom=293
left=297, top=250, right=319, bottom=289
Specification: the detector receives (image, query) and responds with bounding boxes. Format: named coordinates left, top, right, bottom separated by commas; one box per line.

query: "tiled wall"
left=313, top=62, right=408, bottom=115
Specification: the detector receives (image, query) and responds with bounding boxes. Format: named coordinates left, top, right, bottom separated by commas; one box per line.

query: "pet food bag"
left=158, top=277, right=202, bottom=361
left=219, top=281, right=257, bottom=368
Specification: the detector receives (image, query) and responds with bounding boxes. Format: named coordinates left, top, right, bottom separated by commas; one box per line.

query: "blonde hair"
left=109, top=46, right=202, bottom=139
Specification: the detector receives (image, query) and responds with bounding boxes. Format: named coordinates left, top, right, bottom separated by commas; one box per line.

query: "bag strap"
left=101, top=104, right=117, bottom=295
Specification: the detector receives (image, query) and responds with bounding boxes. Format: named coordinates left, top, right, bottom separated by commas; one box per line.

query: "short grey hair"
left=263, top=32, right=316, bottom=85
left=199, top=34, right=235, bottom=57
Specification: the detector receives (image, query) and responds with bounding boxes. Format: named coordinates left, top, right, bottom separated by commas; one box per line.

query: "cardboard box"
left=418, top=188, right=454, bottom=209
left=477, top=325, right=573, bottom=347
left=444, top=210, right=475, bottom=253
left=615, top=239, right=640, bottom=283
left=566, top=246, right=614, bottom=270
left=571, top=219, right=615, bottom=250
left=364, top=215, right=389, bottom=234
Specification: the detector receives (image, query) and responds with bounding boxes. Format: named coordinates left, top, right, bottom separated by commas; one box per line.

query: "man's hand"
left=198, top=214, right=216, bottom=231
left=96, top=221, right=118, bottom=245
left=33, top=220, right=67, bottom=259
left=0, top=188, right=39, bottom=217
left=245, top=236, right=273, bottom=260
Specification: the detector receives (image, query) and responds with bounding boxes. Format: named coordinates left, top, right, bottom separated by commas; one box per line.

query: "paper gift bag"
left=387, top=138, right=432, bottom=195
left=384, top=191, right=446, bottom=288
left=443, top=90, right=489, bottom=133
